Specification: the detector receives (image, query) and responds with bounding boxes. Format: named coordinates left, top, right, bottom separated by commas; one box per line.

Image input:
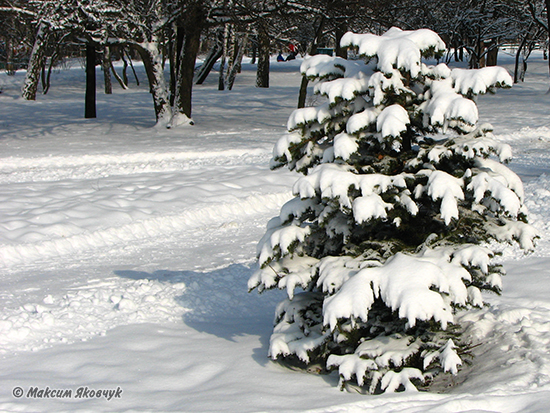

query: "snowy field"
left=0, top=50, right=550, bottom=412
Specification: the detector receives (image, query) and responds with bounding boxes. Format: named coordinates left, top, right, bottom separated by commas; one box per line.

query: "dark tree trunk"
left=335, top=22, right=348, bottom=59
left=514, top=29, right=530, bottom=83
left=514, top=42, right=525, bottom=84
left=251, top=40, right=257, bottom=64
left=298, top=17, right=325, bottom=108
left=227, top=32, right=247, bottom=90
left=85, top=43, right=97, bottom=119
left=173, top=13, right=204, bottom=122
left=168, top=32, right=176, bottom=103
left=41, top=64, right=47, bottom=92
left=195, top=43, right=223, bottom=85
left=121, top=50, right=129, bottom=85
left=256, top=24, right=270, bottom=88
left=170, top=27, right=185, bottom=106
left=102, top=46, right=113, bottom=94
left=42, top=51, right=58, bottom=94
left=486, top=42, right=498, bottom=67
left=125, top=49, right=140, bottom=86
left=297, top=76, right=309, bottom=109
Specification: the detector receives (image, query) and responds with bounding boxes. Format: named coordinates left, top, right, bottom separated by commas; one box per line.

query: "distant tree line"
left=0, top=0, right=549, bottom=124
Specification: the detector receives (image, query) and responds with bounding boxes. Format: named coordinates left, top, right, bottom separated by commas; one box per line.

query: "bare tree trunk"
left=168, top=29, right=176, bottom=103
left=42, top=51, right=58, bottom=94
left=514, top=27, right=533, bottom=84
left=102, top=46, right=113, bottom=94
left=110, top=59, right=129, bottom=89
left=486, top=41, right=498, bottom=67
left=218, top=24, right=230, bottom=91
left=85, top=43, right=97, bottom=119
left=227, top=32, right=248, bottom=90
left=256, top=24, right=270, bottom=88
left=41, top=63, right=47, bottom=92
left=334, top=22, right=348, bottom=59
left=297, top=76, right=309, bottom=109
left=170, top=27, right=184, bottom=106
left=195, top=35, right=223, bottom=85
left=22, top=23, right=50, bottom=100
left=514, top=38, right=526, bottom=84
left=121, top=50, right=129, bottom=85
left=250, top=38, right=257, bottom=64
left=298, top=17, right=325, bottom=108
left=227, top=27, right=238, bottom=75
left=172, top=5, right=205, bottom=126
left=6, top=37, right=14, bottom=75
left=131, top=40, right=171, bottom=125
left=124, top=49, right=139, bottom=85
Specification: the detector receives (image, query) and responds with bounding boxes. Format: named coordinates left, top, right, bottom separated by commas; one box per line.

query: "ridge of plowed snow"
left=0, top=191, right=291, bottom=268
left=0, top=148, right=271, bottom=184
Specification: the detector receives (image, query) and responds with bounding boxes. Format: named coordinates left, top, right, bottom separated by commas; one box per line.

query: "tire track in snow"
left=0, top=191, right=292, bottom=268
left=0, top=148, right=271, bottom=184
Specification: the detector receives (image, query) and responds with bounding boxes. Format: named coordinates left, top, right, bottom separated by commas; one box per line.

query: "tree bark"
left=168, top=30, right=176, bottom=103
left=486, top=41, right=498, bottom=67
left=298, top=17, right=325, bottom=108
left=250, top=40, right=257, bottom=64
left=110, top=59, right=129, bottom=89
left=6, top=37, right=14, bottom=75
left=334, top=22, right=348, bottom=59
left=121, top=50, right=129, bottom=85
left=173, top=11, right=204, bottom=124
left=102, top=46, right=113, bottom=94
left=195, top=41, right=223, bottom=85
left=22, top=22, right=50, bottom=100
left=514, top=38, right=526, bottom=84
left=131, top=40, right=171, bottom=124
left=256, top=24, right=270, bottom=88
left=227, top=32, right=247, bottom=90
left=170, top=27, right=185, bottom=106
left=85, top=43, right=97, bottom=119
left=42, top=50, right=59, bottom=95
left=218, top=24, right=230, bottom=91
left=41, top=64, right=47, bottom=92
left=125, top=49, right=139, bottom=86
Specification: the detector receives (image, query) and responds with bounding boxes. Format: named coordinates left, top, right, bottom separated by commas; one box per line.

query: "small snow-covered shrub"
left=249, top=27, right=537, bottom=393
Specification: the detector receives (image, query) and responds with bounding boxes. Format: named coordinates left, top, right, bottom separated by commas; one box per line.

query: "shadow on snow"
left=114, top=263, right=285, bottom=366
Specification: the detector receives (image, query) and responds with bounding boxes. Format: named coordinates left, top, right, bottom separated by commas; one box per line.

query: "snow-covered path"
left=1, top=53, right=550, bottom=412
left=0, top=63, right=298, bottom=359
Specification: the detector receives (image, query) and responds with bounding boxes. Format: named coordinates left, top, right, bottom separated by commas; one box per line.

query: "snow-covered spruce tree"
left=248, top=27, right=538, bottom=393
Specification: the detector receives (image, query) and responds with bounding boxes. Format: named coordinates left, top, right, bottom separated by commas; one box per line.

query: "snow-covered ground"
left=0, top=50, right=550, bottom=412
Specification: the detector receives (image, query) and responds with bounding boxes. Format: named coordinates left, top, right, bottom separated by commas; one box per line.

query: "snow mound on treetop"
left=341, top=27, right=446, bottom=77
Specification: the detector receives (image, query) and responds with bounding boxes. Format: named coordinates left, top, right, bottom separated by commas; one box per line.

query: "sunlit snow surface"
left=0, top=52, right=550, bottom=412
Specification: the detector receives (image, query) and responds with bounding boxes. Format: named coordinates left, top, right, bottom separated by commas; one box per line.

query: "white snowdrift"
left=0, top=53, right=549, bottom=412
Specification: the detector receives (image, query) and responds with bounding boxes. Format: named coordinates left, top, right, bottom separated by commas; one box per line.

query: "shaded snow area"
left=1, top=52, right=550, bottom=412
